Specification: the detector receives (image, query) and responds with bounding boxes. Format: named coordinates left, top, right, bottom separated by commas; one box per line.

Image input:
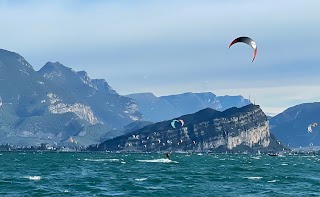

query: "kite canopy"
left=69, top=136, right=78, bottom=144
left=229, top=36, right=257, bottom=62
left=307, top=123, right=318, bottom=133
left=171, top=119, right=184, bottom=129
left=179, top=119, right=184, bottom=127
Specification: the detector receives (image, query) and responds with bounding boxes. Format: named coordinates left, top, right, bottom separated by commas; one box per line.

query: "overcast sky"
left=0, top=0, right=319, bottom=115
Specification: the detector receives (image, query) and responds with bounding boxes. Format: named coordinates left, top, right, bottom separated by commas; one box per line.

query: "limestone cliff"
left=93, top=104, right=285, bottom=153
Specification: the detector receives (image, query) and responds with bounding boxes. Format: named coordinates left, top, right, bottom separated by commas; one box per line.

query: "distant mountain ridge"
left=270, top=102, right=320, bottom=147
left=126, top=92, right=251, bottom=122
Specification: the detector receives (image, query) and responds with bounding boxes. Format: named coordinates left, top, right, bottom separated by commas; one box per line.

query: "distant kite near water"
left=307, top=123, right=317, bottom=133
left=229, top=36, right=257, bottom=62
left=69, top=136, right=77, bottom=144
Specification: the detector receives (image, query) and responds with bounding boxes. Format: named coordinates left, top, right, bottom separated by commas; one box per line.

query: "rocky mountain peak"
left=39, top=62, right=74, bottom=79
left=76, top=70, right=88, bottom=78
left=90, top=79, right=118, bottom=95
left=0, top=49, right=34, bottom=73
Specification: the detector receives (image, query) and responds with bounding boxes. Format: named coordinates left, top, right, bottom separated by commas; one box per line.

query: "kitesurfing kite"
left=180, top=119, right=184, bottom=127
left=171, top=120, right=179, bottom=128
left=307, top=123, right=318, bottom=133
left=69, top=136, right=77, bottom=144
left=308, top=125, right=312, bottom=133
left=229, top=36, right=257, bottom=62
left=171, top=119, right=184, bottom=129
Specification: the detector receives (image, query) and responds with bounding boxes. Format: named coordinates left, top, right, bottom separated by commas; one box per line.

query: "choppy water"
left=1, top=152, right=320, bottom=196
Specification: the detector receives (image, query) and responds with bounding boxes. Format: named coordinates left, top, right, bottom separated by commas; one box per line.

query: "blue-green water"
left=1, top=152, right=320, bottom=196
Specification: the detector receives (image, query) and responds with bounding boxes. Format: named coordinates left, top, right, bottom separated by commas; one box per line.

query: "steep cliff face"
left=94, top=104, right=284, bottom=153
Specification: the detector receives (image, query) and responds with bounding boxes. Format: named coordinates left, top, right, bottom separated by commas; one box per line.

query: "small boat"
left=268, top=153, right=279, bottom=156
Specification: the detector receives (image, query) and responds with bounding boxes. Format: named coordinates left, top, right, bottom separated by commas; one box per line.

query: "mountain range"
left=126, top=92, right=251, bottom=122
left=0, top=49, right=253, bottom=147
left=2, top=48, right=319, bottom=149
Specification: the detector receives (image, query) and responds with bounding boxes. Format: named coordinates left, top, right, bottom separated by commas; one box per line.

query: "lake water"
left=1, top=152, right=319, bottom=196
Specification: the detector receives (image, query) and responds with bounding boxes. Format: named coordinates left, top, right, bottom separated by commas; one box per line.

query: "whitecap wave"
left=281, top=163, right=288, bottom=166
left=267, top=179, right=278, bottom=183
left=251, top=156, right=261, bottom=160
left=244, top=176, right=262, bottom=180
left=145, top=186, right=165, bottom=190
left=24, top=176, right=41, bottom=181
left=135, top=178, right=147, bottom=181
left=84, top=158, right=120, bottom=162
left=136, top=158, right=178, bottom=163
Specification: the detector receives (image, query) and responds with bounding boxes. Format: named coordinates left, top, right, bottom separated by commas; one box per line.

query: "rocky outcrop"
left=77, top=71, right=118, bottom=95
left=93, top=104, right=285, bottom=153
